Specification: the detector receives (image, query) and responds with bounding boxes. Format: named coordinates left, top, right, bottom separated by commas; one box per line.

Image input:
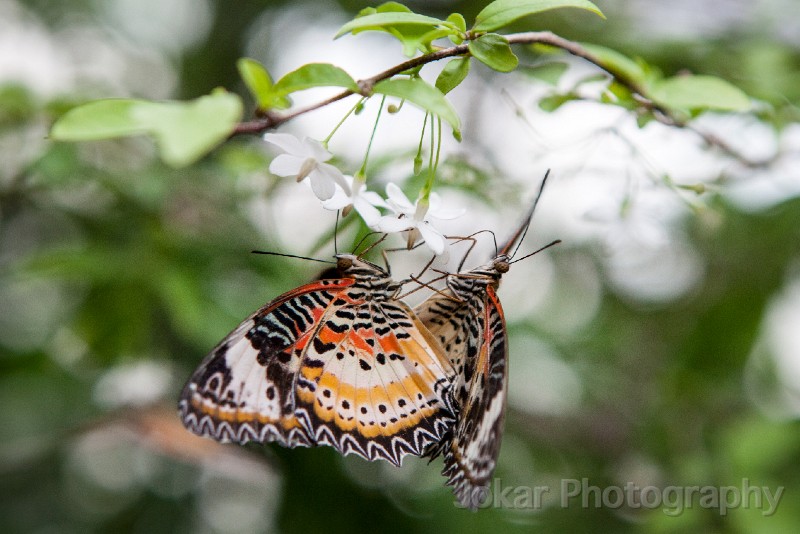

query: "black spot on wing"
left=327, top=319, right=349, bottom=333
left=313, top=336, right=337, bottom=354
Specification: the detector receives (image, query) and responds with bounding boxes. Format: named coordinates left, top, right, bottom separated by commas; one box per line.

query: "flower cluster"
left=265, top=133, right=463, bottom=255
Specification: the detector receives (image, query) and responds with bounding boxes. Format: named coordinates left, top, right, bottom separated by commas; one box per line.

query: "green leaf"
left=50, top=92, right=243, bottom=167
left=387, top=26, right=456, bottom=56
left=522, top=62, right=568, bottom=85
left=447, top=12, right=466, bottom=32
left=236, top=58, right=290, bottom=110
left=436, top=57, right=471, bottom=94
left=468, top=33, right=519, bottom=72
left=446, top=12, right=467, bottom=43
left=602, top=81, right=637, bottom=109
left=363, top=1, right=411, bottom=15
left=580, top=43, right=647, bottom=86
left=636, top=112, right=654, bottom=128
left=336, top=5, right=461, bottom=56
left=272, top=63, right=359, bottom=96
left=372, top=77, right=460, bottom=135
left=474, top=0, right=605, bottom=32
left=0, top=84, right=37, bottom=127
left=574, top=72, right=609, bottom=86
left=538, top=92, right=577, bottom=112
left=336, top=12, right=447, bottom=38
left=650, top=75, right=751, bottom=112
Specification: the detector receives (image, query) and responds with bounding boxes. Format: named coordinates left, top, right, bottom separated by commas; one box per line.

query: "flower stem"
left=356, top=95, right=386, bottom=184
left=414, top=113, right=429, bottom=175
left=419, top=117, right=442, bottom=203
left=322, top=97, right=365, bottom=148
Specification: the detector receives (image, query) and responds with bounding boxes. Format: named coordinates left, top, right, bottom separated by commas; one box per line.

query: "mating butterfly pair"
left=178, top=177, right=553, bottom=510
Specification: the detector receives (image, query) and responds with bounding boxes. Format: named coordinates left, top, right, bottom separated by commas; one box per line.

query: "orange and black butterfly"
left=417, top=171, right=558, bottom=509
left=179, top=254, right=456, bottom=466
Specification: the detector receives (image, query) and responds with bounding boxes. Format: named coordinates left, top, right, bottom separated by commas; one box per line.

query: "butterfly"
left=179, top=253, right=456, bottom=466
left=416, top=172, right=556, bottom=509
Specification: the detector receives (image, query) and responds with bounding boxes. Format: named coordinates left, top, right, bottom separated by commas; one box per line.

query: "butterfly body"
left=416, top=255, right=510, bottom=509
left=180, top=254, right=456, bottom=466
left=416, top=171, right=556, bottom=509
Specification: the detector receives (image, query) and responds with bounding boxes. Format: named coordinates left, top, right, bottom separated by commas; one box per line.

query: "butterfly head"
left=451, top=254, right=510, bottom=292
left=334, top=254, right=401, bottom=297
left=492, top=254, right=511, bottom=275
left=335, top=253, right=386, bottom=275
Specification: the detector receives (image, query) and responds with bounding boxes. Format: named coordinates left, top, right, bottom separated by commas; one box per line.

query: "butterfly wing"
left=415, top=284, right=509, bottom=510
left=294, top=297, right=455, bottom=465
left=179, top=278, right=455, bottom=466
left=179, top=278, right=353, bottom=447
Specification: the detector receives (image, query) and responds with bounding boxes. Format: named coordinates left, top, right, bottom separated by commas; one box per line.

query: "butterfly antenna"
left=500, top=169, right=552, bottom=258
left=449, top=230, right=497, bottom=272
left=353, top=231, right=380, bottom=256
left=412, top=252, right=438, bottom=281
left=399, top=272, right=461, bottom=302
left=356, top=232, right=388, bottom=257
left=508, top=239, right=562, bottom=265
left=251, top=250, right=336, bottom=264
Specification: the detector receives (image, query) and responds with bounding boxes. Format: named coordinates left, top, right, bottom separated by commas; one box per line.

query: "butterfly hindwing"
left=415, top=174, right=554, bottom=509
left=447, top=286, right=508, bottom=509
left=179, top=255, right=456, bottom=466
left=416, top=260, right=510, bottom=510
left=295, top=298, right=455, bottom=464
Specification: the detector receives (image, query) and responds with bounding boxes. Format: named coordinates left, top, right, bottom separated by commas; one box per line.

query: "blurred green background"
left=2, top=0, right=800, bottom=533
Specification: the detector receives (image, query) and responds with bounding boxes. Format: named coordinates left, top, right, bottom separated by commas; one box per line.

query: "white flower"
left=264, top=133, right=350, bottom=201
left=375, top=183, right=464, bottom=255
left=322, top=175, right=387, bottom=228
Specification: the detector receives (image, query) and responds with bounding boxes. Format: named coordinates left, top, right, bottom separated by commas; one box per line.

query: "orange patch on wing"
left=306, top=369, right=444, bottom=438
left=378, top=334, right=402, bottom=354
left=301, top=365, right=324, bottom=382
left=317, top=325, right=345, bottom=346
left=346, top=330, right=374, bottom=353
left=191, top=396, right=282, bottom=425
left=396, top=338, right=442, bottom=380
left=317, top=371, right=341, bottom=395
left=296, top=386, right=315, bottom=404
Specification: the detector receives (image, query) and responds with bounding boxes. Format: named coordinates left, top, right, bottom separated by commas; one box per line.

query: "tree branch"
left=232, top=43, right=470, bottom=135
left=233, top=31, right=768, bottom=167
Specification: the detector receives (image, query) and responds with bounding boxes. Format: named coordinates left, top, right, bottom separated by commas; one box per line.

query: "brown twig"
left=233, top=44, right=471, bottom=135
left=233, top=31, right=768, bottom=167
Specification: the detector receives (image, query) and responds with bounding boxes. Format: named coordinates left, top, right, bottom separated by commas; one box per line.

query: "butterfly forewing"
left=179, top=278, right=350, bottom=447
left=179, top=255, right=455, bottom=466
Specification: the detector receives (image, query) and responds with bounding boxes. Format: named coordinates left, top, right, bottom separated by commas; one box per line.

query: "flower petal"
left=354, top=197, right=382, bottom=227
left=426, top=192, right=465, bottom=219
left=376, top=215, right=414, bottom=233
left=361, top=190, right=389, bottom=209
left=302, top=136, right=332, bottom=162
left=321, top=185, right=351, bottom=210
left=317, top=162, right=350, bottom=196
left=418, top=221, right=447, bottom=255
left=308, top=171, right=336, bottom=200
left=428, top=192, right=443, bottom=211
left=429, top=205, right=466, bottom=220
left=269, top=154, right=304, bottom=176
left=263, top=133, right=306, bottom=155
left=385, top=183, right=414, bottom=213
left=296, top=158, right=318, bottom=181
